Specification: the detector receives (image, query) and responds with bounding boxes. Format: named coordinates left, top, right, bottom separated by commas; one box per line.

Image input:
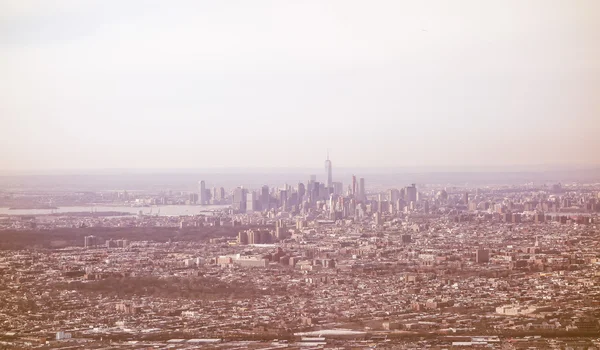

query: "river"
left=0, top=204, right=230, bottom=216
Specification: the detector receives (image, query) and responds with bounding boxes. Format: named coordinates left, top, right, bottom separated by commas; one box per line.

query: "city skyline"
left=1, top=1, right=600, bottom=347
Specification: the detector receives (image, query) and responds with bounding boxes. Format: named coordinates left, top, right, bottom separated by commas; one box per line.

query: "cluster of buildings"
left=0, top=158, right=599, bottom=348
left=1, top=210, right=599, bottom=348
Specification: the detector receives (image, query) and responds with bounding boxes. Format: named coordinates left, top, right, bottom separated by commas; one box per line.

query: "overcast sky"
left=1, top=0, right=599, bottom=171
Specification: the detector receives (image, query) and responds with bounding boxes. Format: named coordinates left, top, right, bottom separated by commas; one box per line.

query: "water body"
left=0, top=205, right=230, bottom=216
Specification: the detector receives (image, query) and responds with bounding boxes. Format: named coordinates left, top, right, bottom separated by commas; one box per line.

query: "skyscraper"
left=312, top=182, right=320, bottom=202
left=325, top=152, right=333, bottom=189
left=238, top=231, right=248, bottom=245
left=359, top=177, right=365, bottom=201
left=199, top=180, right=206, bottom=205
left=246, top=191, right=257, bottom=212
left=332, top=182, right=343, bottom=196
left=352, top=175, right=357, bottom=197
left=279, top=189, right=288, bottom=210
left=298, top=182, right=306, bottom=200
left=329, top=193, right=335, bottom=219
left=405, top=184, right=417, bottom=203
left=261, top=185, right=270, bottom=210
left=84, top=235, right=97, bottom=248
left=232, top=187, right=247, bottom=213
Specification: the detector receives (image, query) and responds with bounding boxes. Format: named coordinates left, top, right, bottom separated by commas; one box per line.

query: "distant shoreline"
left=48, top=211, right=132, bottom=217
left=9, top=205, right=58, bottom=210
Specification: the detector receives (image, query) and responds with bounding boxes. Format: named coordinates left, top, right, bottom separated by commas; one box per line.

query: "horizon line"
left=2, top=163, right=600, bottom=176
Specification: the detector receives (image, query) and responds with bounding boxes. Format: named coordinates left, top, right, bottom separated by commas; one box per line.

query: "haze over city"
left=2, top=1, right=600, bottom=349
left=2, top=0, right=599, bottom=171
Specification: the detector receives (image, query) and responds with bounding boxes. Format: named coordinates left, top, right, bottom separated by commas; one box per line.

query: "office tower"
left=275, top=219, right=286, bottom=240
left=307, top=176, right=316, bottom=203
left=247, top=230, right=256, bottom=244
left=389, top=189, right=400, bottom=203
left=352, top=175, right=357, bottom=197
left=332, top=182, right=343, bottom=196
left=237, top=231, right=248, bottom=245
left=329, top=194, right=335, bottom=219
left=405, top=184, right=417, bottom=203
left=212, top=187, right=218, bottom=202
left=312, top=182, right=320, bottom=202
left=248, top=230, right=270, bottom=244
left=199, top=180, right=207, bottom=205
left=359, top=178, right=365, bottom=201
left=318, top=183, right=326, bottom=200
left=298, top=182, right=305, bottom=202
left=325, top=153, right=333, bottom=189
left=189, top=193, right=198, bottom=204
left=534, top=212, right=545, bottom=223
left=232, top=187, right=247, bottom=213
left=289, top=192, right=298, bottom=208
left=279, top=189, right=288, bottom=210
left=349, top=198, right=356, bottom=218
left=374, top=212, right=382, bottom=226
left=476, top=249, right=490, bottom=263
left=246, top=191, right=257, bottom=212
left=463, top=192, right=469, bottom=205
left=512, top=213, right=521, bottom=223
left=219, top=187, right=225, bottom=201
left=84, top=235, right=97, bottom=248
left=261, top=185, right=270, bottom=210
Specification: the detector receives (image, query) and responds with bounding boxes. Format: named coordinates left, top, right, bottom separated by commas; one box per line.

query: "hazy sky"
left=1, top=0, right=599, bottom=171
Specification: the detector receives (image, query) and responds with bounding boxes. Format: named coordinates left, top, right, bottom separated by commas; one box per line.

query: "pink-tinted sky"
left=1, top=0, right=599, bottom=170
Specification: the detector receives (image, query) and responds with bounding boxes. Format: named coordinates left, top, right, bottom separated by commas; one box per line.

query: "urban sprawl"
left=1, top=160, right=600, bottom=349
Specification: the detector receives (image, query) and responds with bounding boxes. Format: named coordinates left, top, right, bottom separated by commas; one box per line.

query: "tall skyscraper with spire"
left=325, top=151, right=333, bottom=189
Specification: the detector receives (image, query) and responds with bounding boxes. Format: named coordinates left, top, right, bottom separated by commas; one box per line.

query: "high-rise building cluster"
left=193, top=155, right=425, bottom=222
left=2, top=154, right=600, bottom=349
left=190, top=180, right=227, bottom=205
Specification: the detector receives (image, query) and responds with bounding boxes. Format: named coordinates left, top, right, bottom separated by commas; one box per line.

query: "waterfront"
left=0, top=204, right=230, bottom=216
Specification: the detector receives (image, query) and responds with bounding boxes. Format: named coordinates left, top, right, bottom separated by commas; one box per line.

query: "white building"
left=56, top=331, right=72, bottom=340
